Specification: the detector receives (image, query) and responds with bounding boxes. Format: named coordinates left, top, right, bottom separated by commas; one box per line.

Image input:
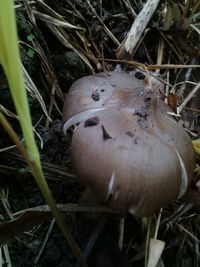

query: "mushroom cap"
left=62, top=70, right=195, bottom=217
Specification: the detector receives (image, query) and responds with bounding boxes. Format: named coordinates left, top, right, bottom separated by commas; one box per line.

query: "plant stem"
left=0, top=112, right=87, bottom=267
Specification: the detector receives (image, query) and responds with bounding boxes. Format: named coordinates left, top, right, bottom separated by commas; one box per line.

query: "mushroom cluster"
left=62, top=70, right=194, bottom=217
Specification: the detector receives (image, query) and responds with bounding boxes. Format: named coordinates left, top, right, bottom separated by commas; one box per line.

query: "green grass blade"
left=0, top=1, right=86, bottom=266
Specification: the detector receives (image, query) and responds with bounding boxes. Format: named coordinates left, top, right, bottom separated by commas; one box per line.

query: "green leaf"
left=27, top=34, right=35, bottom=42
left=27, top=48, right=35, bottom=58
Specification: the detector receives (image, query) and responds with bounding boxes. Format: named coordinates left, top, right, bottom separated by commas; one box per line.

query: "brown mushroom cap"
left=62, top=70, right=195, bottom=217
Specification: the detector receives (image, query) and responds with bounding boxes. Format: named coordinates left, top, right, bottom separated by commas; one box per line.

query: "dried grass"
left=1, top=0, right=200, bottom=266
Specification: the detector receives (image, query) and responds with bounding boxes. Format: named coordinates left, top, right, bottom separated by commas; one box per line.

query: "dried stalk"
left=116, top=0, right=161, bottom=58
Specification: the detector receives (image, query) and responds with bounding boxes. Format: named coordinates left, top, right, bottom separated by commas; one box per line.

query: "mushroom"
left=62, top=70, right=195, bottom=217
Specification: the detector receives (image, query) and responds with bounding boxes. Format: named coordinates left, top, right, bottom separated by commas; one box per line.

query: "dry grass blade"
left=118, top=218, right=125, bottom=250
left=156, top=38, right=165, bottom=73
left=0, top=152, right=76, bottom=181
left=154, top=208, right=163, bottom=240
left=35, top=0, right=65, bottom=20
left=45, top=22, right=94, bottom=73
left=153, top=22, right=183, bottom=61
left=23, top=1, right=64, bottom=102
left=122, top=0, right=137, bottom=17
left=12, top=204, right=118, bottom=216
left=177, top=223, right=200, bottom=243
left=65, top=0, right=89, bottom=25
left=0, top=105, right=18, bottom=119
left=161, top=202, right=194, bottom=225
left=0, top=145, right=17, bottom=153
left=117, top=0, right=161, bottom=58
left=14, top=1, right=35, bottom=9
left=22, top=63, right=51, bottom=122
left=1, top=245, right=12, bottom=267
left=0, top=161, right=76, bottom=182
left=34, top=219, right=55, bottom=265
left=102, top=58, right=200, bottom=69
left=190, top=24, right=200, bottom=35
left=33, top=10, right=85, bottom=31
left=147, top=239, right=165, bottom=267
left=86, top=0, right=120, bottom=46
left=177, top=82, right=200, bottom=115
left=75, top=31, right=102, bottom=69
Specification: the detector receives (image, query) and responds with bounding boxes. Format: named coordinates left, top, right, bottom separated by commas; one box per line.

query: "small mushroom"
left=62, top=70, right=195, bottom=217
